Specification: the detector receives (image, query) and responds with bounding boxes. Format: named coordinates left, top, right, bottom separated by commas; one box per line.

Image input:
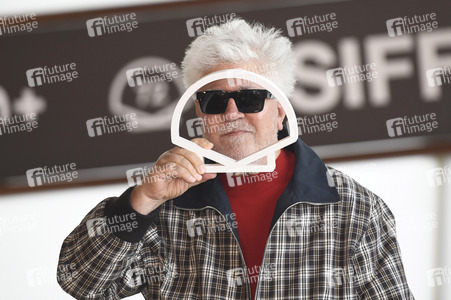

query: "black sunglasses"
left=196, top=89, right=274, bottom=114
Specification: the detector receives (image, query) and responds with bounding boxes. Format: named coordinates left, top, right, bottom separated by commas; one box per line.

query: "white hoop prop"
left=171, top=69, right=298, bottom=172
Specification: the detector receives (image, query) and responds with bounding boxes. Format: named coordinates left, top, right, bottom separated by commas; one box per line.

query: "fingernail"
left=199, top=165, right=206, bottom=173
left=189, top=176, right=196, bottom=182
left=196, top=174, right=202, bottom=181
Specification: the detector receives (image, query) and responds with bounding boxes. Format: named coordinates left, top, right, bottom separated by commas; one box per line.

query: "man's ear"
left=276, top=101, right=286, bottom=131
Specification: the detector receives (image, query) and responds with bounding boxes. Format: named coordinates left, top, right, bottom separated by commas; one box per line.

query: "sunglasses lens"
left=235, top=90, right=266, bottom=113
left=198, top=92, right=228, bottom=114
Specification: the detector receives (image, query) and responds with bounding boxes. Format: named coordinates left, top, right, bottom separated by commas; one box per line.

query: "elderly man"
left=58, top=19, right=414, bottom=299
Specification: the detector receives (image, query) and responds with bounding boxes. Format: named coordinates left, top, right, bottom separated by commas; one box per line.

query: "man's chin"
left=213, top=146, right=257, bottom=161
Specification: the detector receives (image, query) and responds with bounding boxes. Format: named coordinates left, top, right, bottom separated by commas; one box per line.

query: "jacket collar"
left=173, top=128, right=340, bottom=223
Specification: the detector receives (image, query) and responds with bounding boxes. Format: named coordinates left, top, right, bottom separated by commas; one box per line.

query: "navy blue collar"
left=173, top=129, right=340, bottom=233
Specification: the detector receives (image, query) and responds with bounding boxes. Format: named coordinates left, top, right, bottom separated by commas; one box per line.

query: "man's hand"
left=130, top=138, right=217, bottom=215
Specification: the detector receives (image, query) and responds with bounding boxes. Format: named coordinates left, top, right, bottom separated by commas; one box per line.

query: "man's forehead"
left=198, top=79, right=264, bottom=91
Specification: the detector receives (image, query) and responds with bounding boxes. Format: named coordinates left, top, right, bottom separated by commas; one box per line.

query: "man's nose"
left=223, top=98, right=244, bottom=120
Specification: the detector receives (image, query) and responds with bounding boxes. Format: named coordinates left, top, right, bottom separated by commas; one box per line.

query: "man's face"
left=195, top=63, right=286, bottom=161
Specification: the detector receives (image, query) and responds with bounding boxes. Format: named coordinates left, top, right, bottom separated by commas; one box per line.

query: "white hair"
left=181, top=18, right=296, bottom=97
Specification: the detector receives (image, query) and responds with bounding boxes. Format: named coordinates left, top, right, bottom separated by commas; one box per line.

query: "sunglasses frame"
left=196, top=89, right=274, bottom=114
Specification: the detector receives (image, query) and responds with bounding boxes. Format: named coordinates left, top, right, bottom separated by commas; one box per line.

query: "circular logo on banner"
left=109, top=56, right=186, bottom=133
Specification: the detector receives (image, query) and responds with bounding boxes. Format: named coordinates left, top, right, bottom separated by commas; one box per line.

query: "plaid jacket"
left=57, top=137, right=415, bottom=299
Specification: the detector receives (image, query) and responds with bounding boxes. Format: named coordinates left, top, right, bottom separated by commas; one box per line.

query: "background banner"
left=0, top=0, right=450, bottom=188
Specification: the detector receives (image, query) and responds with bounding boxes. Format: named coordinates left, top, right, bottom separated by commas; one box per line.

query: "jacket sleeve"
left=351, top=195, right=415, bottom=299
left=57, top=187, right=162, bottom=299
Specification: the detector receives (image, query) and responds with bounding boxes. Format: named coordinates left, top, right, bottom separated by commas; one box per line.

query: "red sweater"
left=219, top=149, right=295, bottom=298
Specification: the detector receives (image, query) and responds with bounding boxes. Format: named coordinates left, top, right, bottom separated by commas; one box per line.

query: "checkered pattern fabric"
left=58, top=139, right=414, bottom=299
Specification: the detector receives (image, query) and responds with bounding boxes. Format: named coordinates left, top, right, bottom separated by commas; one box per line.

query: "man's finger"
left=191, top=138, right=214, bottom=150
